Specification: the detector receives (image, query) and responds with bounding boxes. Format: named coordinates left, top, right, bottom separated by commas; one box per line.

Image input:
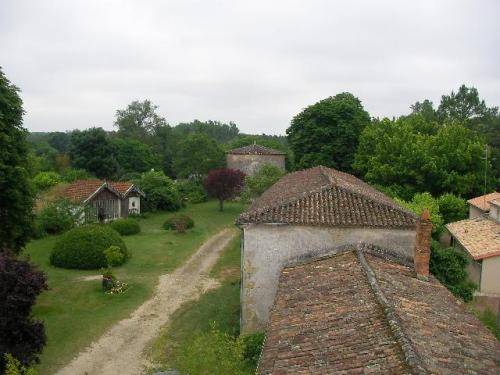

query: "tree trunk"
left=219, top=199, right=224, bottom=211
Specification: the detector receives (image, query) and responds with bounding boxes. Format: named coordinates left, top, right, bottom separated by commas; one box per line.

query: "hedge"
left=50, top=225, right=128, bottom=269
left=109, top=218, right=141, bottom=236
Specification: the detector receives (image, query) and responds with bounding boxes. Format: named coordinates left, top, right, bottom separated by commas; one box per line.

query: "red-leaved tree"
left=203, top=168, right=245, bottom=211
left=0, top=254, right=48, bottom=372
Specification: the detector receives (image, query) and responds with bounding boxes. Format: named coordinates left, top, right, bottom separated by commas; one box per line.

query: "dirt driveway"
left=56, top=228, right=237, bottom=375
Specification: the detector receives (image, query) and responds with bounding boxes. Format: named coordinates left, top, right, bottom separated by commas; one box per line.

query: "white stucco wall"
left=469, top=205, right=484, bottom=219
left=241, top=223, right=417, bottom=333
left=129, top=196, right=140, bottom=214
left=481, top=256, right=500, bottom=295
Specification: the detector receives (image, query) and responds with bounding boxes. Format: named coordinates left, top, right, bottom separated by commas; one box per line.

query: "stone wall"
left=226, top=153, right=285, bottom=176
left=240, top=223, right=417, bottom=333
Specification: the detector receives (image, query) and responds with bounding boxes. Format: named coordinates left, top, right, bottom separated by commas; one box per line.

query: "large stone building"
left=236, top=166, right=419, bottom=333
left=226, top=143, right=285, bottom=176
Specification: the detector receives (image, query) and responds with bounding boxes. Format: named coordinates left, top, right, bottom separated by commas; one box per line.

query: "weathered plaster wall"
left=469, top=205, right=484, bottom=219
left=241, top=223, right=417, bottom=333
left=481, top=256, right=500, bottom=295
left=226, top=154, right=285, bottom=176
left=453, top=242, right=482, bottom=288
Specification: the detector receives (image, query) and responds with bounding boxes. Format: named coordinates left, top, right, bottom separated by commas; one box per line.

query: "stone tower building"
left=226, top=143, right=286, bottom=176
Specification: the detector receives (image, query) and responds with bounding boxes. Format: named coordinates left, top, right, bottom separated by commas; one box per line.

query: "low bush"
left=32, top=171, right=60, bottom=192
left=241, top=332, right=265, bottom=367
left=437, top=193, right=468, bottom=224
left=176, top=178, right=208, bottom=204
left=34, top=199, right=81, bottom=237
left=163, top=215, right=194, bottom=231
left=430, top=240, right=476, bottom=302
left=109, top=218, right=141, bottom=236
left=50, top=225, right=128, bottom=269
left=104, top=246, right=126, bottom=266
left=173, top=326, right=247, bottom=375
left=60, top=169, right=90, bottom=183
left=136, top=170, right=182, bottom=212
left=242, top=164, right=284, bottom=202
left=4, top=354, right=37, bottom=375
left=0, top=255, right=47, bottom=373
left=395, top=192, right=444, bottom=236
left=475, top=309, right=500, bottom=340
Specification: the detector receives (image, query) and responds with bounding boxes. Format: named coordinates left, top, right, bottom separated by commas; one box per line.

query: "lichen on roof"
left=237, top=166, right=417, bottom=229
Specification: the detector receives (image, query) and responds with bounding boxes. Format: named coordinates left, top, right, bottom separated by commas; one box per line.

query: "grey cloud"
left=1, top=0, right=499, bottom=134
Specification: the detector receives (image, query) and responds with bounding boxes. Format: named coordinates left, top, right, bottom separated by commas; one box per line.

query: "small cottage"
left=59, top=179, right=145, bottom=222
left=226, top=143, right=285, bottom=176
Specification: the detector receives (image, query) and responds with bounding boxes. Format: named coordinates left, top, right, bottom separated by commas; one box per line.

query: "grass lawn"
left=24, top=201, right=245, bottom=375
left=148, top=234, right=250, bottom=373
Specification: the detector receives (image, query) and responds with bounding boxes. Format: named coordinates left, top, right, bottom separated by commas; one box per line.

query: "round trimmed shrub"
left=50, top=225, right=128, bottom=269
left=109, top=218, right=141, bottom=236
left=163, top=215, right=194, bottom=231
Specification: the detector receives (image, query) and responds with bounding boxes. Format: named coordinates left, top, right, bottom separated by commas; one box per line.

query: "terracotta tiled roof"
left=237, top=166, right=417, bottom=229
left=60, top=180, right=136, bottom=203
left=108, top=181, right=134, bottom=195
left=227, top=144, right=286, bottom=155
left=259, top=246, right=500, bottom=374
left=446, top=217, right=500, bottom=260
left=467, top=192, right=500, bottom=211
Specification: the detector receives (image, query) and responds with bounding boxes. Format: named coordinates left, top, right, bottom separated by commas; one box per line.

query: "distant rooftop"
left=446, top=216, right=500, bottom=260
left=237, top=166, right=417, bottom=229
left=467, top=192, right=500, bottom=211
left=227, top=143, right=286, bottom=155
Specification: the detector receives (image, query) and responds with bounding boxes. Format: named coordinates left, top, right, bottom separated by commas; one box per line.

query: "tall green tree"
left=287, top=92, right=370, bottom=172
left=112, top=138, right=158, bottom=177
left=353, top=115, right=491, bottom=199
left=114, top=100, right=167, bottom=142
left=437, top=85, right=498, bottom=123
left=0, top=68, right=34, bottom=254
left=411, top=85, right=499, bottom=182
left=410, top=99, right=437, bottom=122
left=152, top=124, right=176, bottom=177
left=69, top=127, right=118, bottom=179
left=173, top=120, right=239, bottom=143
left=47, top=131, right=71, bottom=153
left=172, top=133, right=225, bottom=178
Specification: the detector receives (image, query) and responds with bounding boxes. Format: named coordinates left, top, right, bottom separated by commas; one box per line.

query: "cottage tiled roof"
left=467, top=192, right=500, bottom=211
left=237, top=166, right=417, bottom=229
left=60, top=180, right=136, bottom=203
left=227, top=144, right=286, bottom=155
left=259, top=246, right=500, bottom=374
left=108, top=181, right=135, bottom=195
left=446, top=216, right=500, bottom=260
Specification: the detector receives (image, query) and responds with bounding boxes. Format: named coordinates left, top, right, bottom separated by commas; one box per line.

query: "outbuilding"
left=226, top=143, right=285, bottom=176
left=59, top=179, right=145, bottom=222
left=237, top=166, right=418, bottom=332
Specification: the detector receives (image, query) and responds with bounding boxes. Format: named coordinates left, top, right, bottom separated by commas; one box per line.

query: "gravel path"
left=56, top=228, right=237, bottom=375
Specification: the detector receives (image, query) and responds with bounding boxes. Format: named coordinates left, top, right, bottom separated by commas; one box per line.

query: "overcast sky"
left=1, top=1, right=499, bottom=135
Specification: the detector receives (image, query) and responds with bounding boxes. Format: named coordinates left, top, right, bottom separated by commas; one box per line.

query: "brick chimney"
left=414, top=209, right=433, bottom=281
